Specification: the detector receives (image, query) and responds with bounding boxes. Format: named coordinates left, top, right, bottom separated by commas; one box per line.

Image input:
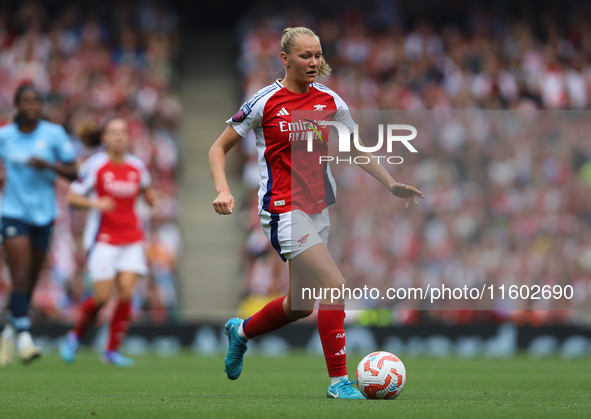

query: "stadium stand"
left=232, top=4, right=591, bottom=326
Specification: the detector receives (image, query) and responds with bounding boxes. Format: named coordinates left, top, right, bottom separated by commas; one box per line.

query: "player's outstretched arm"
left=208, top=125, right=243, bottom=215
left=67, top=191, right=115, bottom=212
left=350, top=137, right=424, bottom=208
left=142, top=186, right=158, bottom=207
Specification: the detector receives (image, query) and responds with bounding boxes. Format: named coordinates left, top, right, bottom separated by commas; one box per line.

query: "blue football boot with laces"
left=59, top=331, right=80, bottom=363
left=102, top=350, right=135, bottom=367
left=224, top=317, right=248, bottom=380
left=327, top=378, right=366, bottom=399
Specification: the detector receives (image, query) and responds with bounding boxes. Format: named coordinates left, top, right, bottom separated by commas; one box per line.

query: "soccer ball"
left=355, top=351, right=406, bottom=399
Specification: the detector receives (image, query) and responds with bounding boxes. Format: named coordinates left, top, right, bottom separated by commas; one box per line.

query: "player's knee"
left=296, top=309, right=313, bottom=319
left=288, top=309, right=313, bottom=320
left=118, top=288, right=133, bottom=302
left=93, top=295, right=109, bottom=306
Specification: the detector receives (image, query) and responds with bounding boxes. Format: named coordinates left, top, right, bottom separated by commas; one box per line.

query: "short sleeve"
left=127, top=156, right=152, bottom=189
left=226, top=93, right=265, bottom=137
left=333, top=94, right=356, bottom=135
left=139, top=161, right=151, bottom=189
left=70, top=156, right=97, bottom=196
left=0, top=128, right=6, bottom=159
left=54, top=126, right=77, bottom=164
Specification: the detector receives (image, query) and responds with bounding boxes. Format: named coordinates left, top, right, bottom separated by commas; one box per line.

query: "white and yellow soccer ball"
left=355, top=351, right=406, bottom=399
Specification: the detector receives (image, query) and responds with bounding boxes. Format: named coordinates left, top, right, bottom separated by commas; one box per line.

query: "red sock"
left=107, top=300, right=131, bottom=351
left=318, top=303, right=347, bottom=377
left=243, top=296, right=294, bottom=339
left=73, top=297, right=101, bottom=339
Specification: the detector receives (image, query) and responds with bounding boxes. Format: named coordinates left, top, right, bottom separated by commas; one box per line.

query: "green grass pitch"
left=0, top=352, right=589, bottom=419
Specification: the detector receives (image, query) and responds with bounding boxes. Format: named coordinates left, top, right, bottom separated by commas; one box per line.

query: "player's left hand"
left=144, top=188, right=158, bottom=207
left=27, top=156, right=51, bottom=169
left=390, top=182, right=424, bottom=208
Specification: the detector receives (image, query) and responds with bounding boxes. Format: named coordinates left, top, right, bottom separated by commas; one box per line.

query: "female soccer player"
left=59, top=116, right=156, bottom=366
left=0, top=84, right=78, bottom=366
left=209, top=27, right=424, bottom=398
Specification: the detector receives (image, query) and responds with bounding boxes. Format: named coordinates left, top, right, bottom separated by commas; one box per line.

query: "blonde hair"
left=281, top=27, right=331, bottom=78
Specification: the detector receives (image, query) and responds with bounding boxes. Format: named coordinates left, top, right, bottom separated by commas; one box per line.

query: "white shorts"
left=260, top=208, right=330, bottom=261
left=87, top=242, right=148, bottom=282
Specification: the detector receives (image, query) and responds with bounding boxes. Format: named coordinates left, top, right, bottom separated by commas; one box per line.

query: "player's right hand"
left=213, top=191, right=235, bottom=215
left=94, top=196, right=116, bottom=212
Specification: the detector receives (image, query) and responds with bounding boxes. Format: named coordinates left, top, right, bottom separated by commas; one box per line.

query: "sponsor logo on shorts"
left=274, top=200, right=285, bottom=206
left=298, top=234, right=310, bottom=247
left=336, top=333, right=345, bottom=338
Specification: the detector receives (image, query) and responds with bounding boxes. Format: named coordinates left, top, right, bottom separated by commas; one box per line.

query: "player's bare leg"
left=60, top=279, right=114, bottom=363
left=2, top=235, right=41, bottom=365
left=102, top=272, right=137, bottom=367
left=290, top=244, right=364, bottom=399
left=28, top=246, right=47, bottom=300
left=224, top=258, right=313, bottom=380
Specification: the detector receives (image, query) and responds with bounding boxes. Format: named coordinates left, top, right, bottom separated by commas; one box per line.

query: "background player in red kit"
left=59, top=116, right=156, bottom=366
left=209, top=27, right=423, bottom=398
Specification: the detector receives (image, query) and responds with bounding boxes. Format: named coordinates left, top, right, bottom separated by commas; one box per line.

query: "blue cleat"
left=224, top=317, right=248, bottom=380
left=327, top=378, right=366, bottom=399
left=102, top=350, right=135, bottom=367
left=59, top=331, right=80, bottom=363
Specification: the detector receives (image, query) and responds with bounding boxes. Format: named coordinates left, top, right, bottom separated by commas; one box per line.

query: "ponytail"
left=74, top=119, right=101, bottom=148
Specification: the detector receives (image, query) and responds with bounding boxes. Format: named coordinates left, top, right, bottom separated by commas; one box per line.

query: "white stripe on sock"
left=237, top=321, right=248, bottom=341
left=330, top=375, right=348, bottom=386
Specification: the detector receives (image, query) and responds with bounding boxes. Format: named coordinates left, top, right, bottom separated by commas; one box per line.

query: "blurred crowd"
left=0, top=1, right=182, bottom=324
left=233, top=3, right=591, bottom=325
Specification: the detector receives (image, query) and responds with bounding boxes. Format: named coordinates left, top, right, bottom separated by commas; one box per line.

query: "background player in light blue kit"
left=0, top=84, right=78, bottom=366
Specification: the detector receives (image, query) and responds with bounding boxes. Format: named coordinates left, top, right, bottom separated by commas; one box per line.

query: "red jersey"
left=227, top=80, right=355, bottom=215
left=70, top=151, right=151, bottom=248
